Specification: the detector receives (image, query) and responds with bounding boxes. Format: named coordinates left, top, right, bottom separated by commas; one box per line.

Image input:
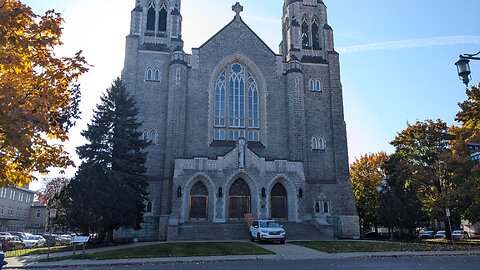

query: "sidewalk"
left=4, top=241, right=480, bottom=269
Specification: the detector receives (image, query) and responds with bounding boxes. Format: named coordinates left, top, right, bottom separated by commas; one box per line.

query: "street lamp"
left=377, top=179, right=393, bottom=240
left=455, top=51, right=480, bottom=86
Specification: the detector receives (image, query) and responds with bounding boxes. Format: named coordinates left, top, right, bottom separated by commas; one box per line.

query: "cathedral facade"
left=119, top=0, right=359, bottom=241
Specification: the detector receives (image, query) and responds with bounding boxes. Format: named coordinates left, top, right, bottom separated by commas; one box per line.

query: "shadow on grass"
left=291, top=240, right=480, bottom=253
left=38, top=242, right=272, bottom=262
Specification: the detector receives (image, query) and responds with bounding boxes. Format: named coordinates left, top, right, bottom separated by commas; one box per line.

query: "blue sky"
left=23, top=0, right=480, bottom=190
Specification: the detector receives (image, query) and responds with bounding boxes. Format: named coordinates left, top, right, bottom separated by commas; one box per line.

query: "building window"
left=213, top=63, right=260, bottom=142
left=150, top=130, right=158, bottom=144
left=145, top=68, right=153, bottom=81
left=302, top=17, right=310, bottom=49
left=311, top=136, right=326, bottom=150
left=175, top=68, right=181, bottom=85
left=312, top=17, right=321, bottom=50
left=142, top=129, right=149, bottom=140
left=322, top=201, right=330, bottom=214
left=36, top=210, right=41, bottom=218
left=309, top=79, right=321, bottom=92
left=146, top=3, right=156, bottom=31
left=158, top=4, right=167, bottom=32
left=154, top=69, right=160, bottom=81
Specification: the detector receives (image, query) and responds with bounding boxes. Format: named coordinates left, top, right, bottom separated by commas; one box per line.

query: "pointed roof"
left=197, top=15, right=278, bottom=56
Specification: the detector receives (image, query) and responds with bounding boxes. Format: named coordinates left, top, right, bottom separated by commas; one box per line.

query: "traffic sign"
left=446, top=208, right=451, bottom=217
left=471, top=152, right=480, bottom=161
left=467, top=143, right=480, bottom=151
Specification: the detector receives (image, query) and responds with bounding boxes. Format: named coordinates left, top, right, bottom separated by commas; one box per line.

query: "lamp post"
left=455, top=53, right=480, bottom=159
left=455, top=51, right=480, bottom=87
left=376, top=179, right=394, bottom=240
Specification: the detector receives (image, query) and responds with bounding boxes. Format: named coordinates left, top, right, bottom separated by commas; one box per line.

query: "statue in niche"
left=238, top=138, right=246, bottom=167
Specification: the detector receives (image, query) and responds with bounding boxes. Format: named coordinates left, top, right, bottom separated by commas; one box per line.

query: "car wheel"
left=257, top=233, right=263, bottom=244
left=280, top=239, right=285, bottom=245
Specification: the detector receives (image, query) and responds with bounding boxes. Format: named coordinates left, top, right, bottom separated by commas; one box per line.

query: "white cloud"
left=337, top=36, right=480, bottom=54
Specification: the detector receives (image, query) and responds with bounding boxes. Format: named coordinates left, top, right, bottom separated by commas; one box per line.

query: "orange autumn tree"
left=0, top=0, right=89, bottom=186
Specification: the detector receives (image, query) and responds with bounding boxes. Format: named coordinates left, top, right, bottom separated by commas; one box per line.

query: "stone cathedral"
left=117, top=0, right=360, bottom=241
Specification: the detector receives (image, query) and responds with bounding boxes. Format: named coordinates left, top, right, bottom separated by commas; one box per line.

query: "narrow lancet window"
left=312, top=18, right=320, bottom=50
left=158, top=4, right=167, bottom=32
left=147, top=4, right=156, bottom=31
left=302, top=18, right=310, bottom=49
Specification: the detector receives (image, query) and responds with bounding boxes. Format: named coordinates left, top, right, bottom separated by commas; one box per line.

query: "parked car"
left=420, top=230, right=435, bottom=239
left=22, top=235, right=47, bottom=248
left=8, top=232, right=30, bottom=240
left=249, top=220, right=286, bottom=244
left=434, top=230, right=446, bottom=238
left=59, top=234, right=72, bottom=245
left=452, top=230, right=469, bottom=240
left=0, top=236, right=26, bottom=251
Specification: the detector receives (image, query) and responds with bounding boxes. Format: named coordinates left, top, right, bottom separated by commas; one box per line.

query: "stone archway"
left=228, top=179, right=251, bottom=219
left=270, top=183, right=288, bottom=220
left=189, top=181, right=208, bottom=220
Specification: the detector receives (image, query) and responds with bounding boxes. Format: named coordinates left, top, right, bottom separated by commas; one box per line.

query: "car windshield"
left=259, top=221, right=280, bottom=228
left=452, top=230, right=462, bottom=234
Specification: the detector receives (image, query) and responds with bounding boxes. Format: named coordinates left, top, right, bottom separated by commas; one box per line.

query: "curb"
left=4, top=255, right=281, bottom=269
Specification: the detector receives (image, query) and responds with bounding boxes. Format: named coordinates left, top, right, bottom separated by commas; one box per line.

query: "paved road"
left=13, top=256, right=480, bottom=270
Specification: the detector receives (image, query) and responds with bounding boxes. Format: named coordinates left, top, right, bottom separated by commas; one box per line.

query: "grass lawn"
left=39, top=242, right=272, bottom=262
left=291, top=240, right=480, bottom=253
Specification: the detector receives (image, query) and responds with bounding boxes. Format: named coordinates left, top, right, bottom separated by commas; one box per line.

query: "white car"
left=22, top=235, right=46, bottom=248
left=249, top=220, right=286, bottom=244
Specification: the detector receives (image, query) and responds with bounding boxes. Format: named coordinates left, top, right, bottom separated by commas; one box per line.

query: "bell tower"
left=130, top=0, right=183, bottom=52
left=281, top=0, right=333, bottom=63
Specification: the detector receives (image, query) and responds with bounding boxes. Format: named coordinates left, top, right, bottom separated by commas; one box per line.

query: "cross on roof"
left=232, top=2, right=243, bottom=17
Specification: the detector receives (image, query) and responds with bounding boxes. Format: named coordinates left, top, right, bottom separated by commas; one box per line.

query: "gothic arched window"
left=213, top=63, right=260, bottom=142
left=146, top=3, right=156, bottom=31
left=315, top=80, right=321, bottom=92
left=146, top=68, right=153, bottom=81
left=154, top=69, right=160, bottom=81
left=311, top=137, right=318, bottom=150
left=302, top=17, right=310, bottom=49
left=312, top=136, right=326, bottom=150
left=309, top=79, right=315, bottom=91
left=158, top=4, right=167, bottom=32
left=150, top=130, right=158, bottom=144
left=312, top=17, right=321, bottom=50
left=142, top=129, right=149, bottom=140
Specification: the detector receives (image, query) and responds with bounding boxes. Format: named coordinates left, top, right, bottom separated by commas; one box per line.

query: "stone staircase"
left=175, top=221, right=249, bottom=241
left=174, top=220, right=333, bottom=241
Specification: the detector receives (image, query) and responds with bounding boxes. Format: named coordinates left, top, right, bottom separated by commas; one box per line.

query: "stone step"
left=176, top=222, right=249, bottom=241
left=174, top=220, right=333, bottom=241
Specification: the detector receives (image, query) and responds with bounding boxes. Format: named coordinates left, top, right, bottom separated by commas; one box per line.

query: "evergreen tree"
left=55, top=78, right=149, bottom=243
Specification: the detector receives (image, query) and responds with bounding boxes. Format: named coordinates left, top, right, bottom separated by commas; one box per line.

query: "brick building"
left=117, top=0, right=359, bottom=241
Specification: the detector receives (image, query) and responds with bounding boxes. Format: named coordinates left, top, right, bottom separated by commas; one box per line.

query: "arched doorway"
left=271, top=183, right=288, bottom=220
left=229, top=179, right=251, bottom=219
left=189, top=182, right=208, bottom=220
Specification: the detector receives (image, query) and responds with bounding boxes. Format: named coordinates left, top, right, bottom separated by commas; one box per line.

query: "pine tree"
left=56, top=78, right=149, bottom=242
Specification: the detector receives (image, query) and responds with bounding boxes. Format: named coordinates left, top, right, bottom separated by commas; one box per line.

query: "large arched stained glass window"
left=214, top=63, right=260, bottom=142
